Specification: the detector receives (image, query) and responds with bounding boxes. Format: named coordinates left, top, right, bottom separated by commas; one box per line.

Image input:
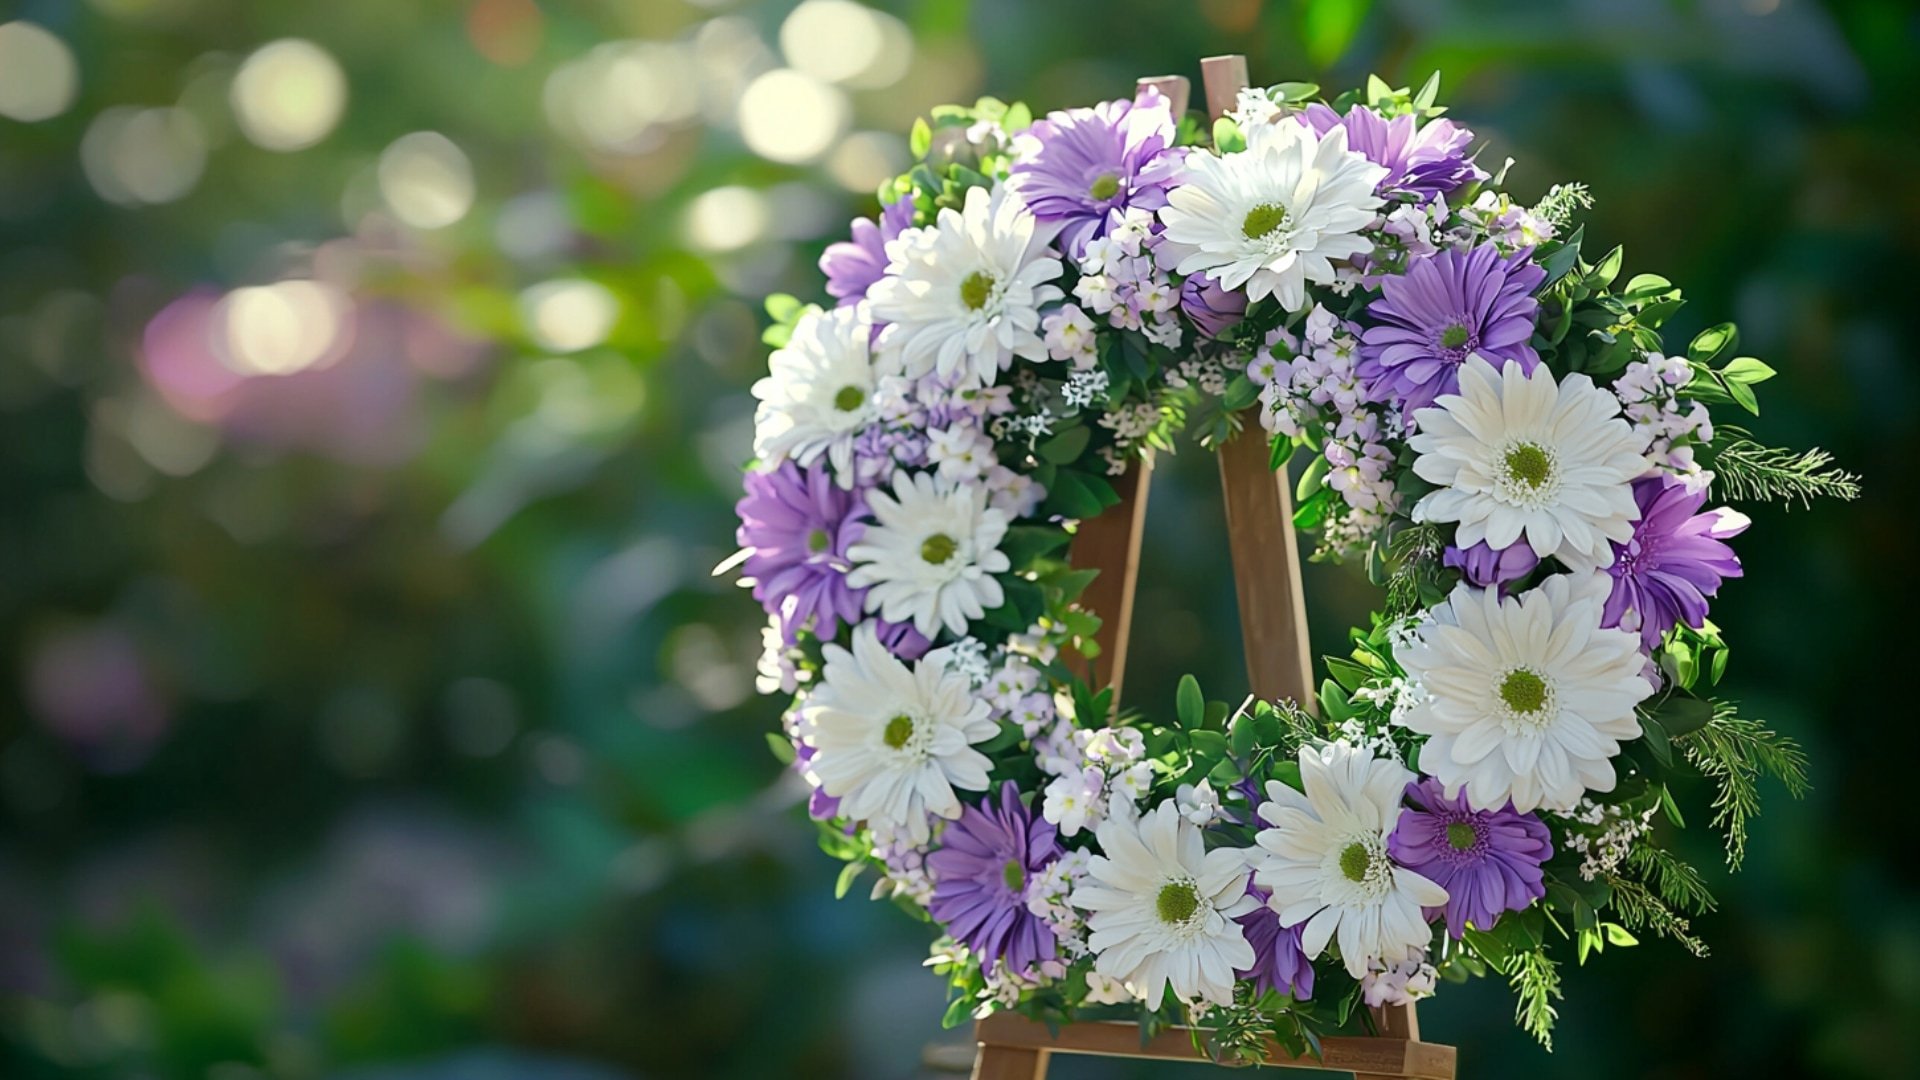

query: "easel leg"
left=971, top=1043, right=1049, bottom=1080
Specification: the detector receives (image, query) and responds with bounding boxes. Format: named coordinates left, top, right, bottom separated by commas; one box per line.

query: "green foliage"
left=1678, top=701, right=1812, bottom=867
left=1709, top=430, right=1863, bottom=508
left=1507, top=948, right=1563, bottom=1050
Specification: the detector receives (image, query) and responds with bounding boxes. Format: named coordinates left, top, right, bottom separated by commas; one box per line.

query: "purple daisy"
left=1602, top=474, right=1749, bottom=651
left=1443, top=540, right=1540, bottom=591
left=735, top=461, right=868, bottom=644
left=927, top=782, right=1062, bottom=975
left=1233, top=883, right=1315, bottom=1000
left=871, top=617, right=932, bottom=661
left=1388, top=778, right=1552, bottom=939
left=1009, top=87, right=1183, bottom=258
left=1297, top=103, right=1485, bottom=203
left=819, top=197, right=913, bottom=307
left=1358, top=243, right=1545, bottom=415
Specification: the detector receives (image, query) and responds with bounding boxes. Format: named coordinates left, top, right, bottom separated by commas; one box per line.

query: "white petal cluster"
left=750, top=304, right=889, bottom=482
left=1071, top=800, right=1257, bottom=1008
left=1409, top=356, right=1646, bottom=569
left=846, top=471, right=1011, bottom=638
left=1393, top=574, right=1654, bottom=812
left=868, top=184, right=1064, bottom=388
left=1253, top=742, right=1446, bottom=979
left=801, top=625, right=998, bottom=844
left=1157, top=122, right=1386, bottom=312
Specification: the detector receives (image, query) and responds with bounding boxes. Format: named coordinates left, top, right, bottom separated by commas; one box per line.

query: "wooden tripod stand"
left=968, top=55, right=1459, bottom=1080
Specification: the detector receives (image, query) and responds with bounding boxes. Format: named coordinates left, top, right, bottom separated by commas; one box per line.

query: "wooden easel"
left=972, top=56, right=1458, bottom=1080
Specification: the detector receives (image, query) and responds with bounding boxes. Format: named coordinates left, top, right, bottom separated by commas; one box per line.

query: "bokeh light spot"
left=80, top=107, right=207, bottom=206
left=214, top=280, right=353, bottom=376
left=518, top=279, right=620, bottom=353
left=683, top=186, right=769, bottom=254
left=230, top=38, right=348, bottom=151
left=378, top=131, right=475, bottom=229
left=0, top=21, right=80, bottom=122
left=737, top=69, right=848, bottom=165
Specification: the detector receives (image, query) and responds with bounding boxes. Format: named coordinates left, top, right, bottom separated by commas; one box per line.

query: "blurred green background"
left=0, top=0, right=1913, bottom=1077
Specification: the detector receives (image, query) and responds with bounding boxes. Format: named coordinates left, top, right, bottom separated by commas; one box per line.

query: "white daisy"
left=1156, top=121, right=1386, bottom=312
left=801, top=624, right=997, bottom=844
left=1071, top=799, right=1257, bottom=1008
left=1409, top=356, right=1647, bottom=569
left=846, top=471, right=1011, bottom=638
left=1253, top=741, right=1446, bottom=979
left=1393, top=573, right=1654, bottom=813
left=867, top=183, right=1064, bottom=388
left=751, top=304, right=886, bottom=481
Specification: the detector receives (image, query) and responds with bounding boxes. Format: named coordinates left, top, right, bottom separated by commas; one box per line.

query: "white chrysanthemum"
left=802, top=624, right=997, bottom=844
left=1409, top=356, right=1646, bottom=569
left=1071, top=800, right=1257, bottom=1008
left=1253, top=742, right=1445, bottom=979
left=867, top=183, right=1064, bottom=387
left=846, top=471, right=1011, bottom=638
left=1393, top=574, right=1655, bottom=813
left=751, top=304, right=886, bottom=481
left=1156, top=122, right=1386, bottom=312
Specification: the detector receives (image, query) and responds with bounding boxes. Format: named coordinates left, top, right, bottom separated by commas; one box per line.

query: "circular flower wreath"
left=732, top=74, right=1856, bottom=1055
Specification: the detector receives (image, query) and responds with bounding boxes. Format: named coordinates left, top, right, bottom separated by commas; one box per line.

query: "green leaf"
left=1273, top=81, right=1321, bottom=103
left=1295, top=454, right=1329, bottom=501
left=1652, top=694, right=1714, bottom=738
left=1212, top=116, right=1246, bottom=154
left=1621, top=273, right=1674, bottom=303
left=1719, top=357, right=1776, bottom=385
left=1587, top=245, right=1624, bottom=290
left=835, top=860, right=865, bottom=899
left=1042, top=470, right=1108, bottom=519
left=1604, top=924, right=1639, bottom=947
left=1639, top=713, right=1673, bottom=769
left=909, top=117, right=932, bottom=158
left=1221, top=373, right=1259, bottom=411
left=1003, top=101, right=1032, bottom=132
left=1188, top=729, right=1230, bottom=759
left=764, top=293, right=802, bottom=323
left=941, top=995, right=974, bottom=1029
left=1687, top=322, right=1738, bottom=365
left=1176, top=674, right=1205, bottom=729
left=1037, top=424, right=1091, bottom=465
left=1269, top=436, right=1295, bottom=472
left=1230, top=712, right=1258, bottom=757
left=764, top=732, right=796, bottom=766
left=1726, top=378, right=1760, bottom=416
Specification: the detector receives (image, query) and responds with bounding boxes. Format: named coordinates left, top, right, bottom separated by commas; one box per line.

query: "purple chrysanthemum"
left=1233, top=883, right=1315, bottom=1000
left=1297, top=103, right=1485, bottom=203
left=1602, top=474, right=1749, bottom=650
left=1388, top=778, right=1551, bottom=940
left=1179, top=273, right=1247, bottom=339
left=1358, top=243, right=1545, bottom=415
left=927, top=782, right=1062, bottom=975
left=1443, top=540, right=1539, bottom=591
left=871, top=617, right=932, bottom=661
left=1009, top=88, right=1183, bottom=258
left=819, top=197, right=913, bottom=307
left=735, top=461, right=868, bottom=644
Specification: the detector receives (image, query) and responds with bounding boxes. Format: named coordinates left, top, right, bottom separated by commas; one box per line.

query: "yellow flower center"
left=1155, top=880, right=1200, bottom=924
left=1241, top=202, right=1289, bottom=239
left=959, top=271, right=995, bottom=311
left=1504, top=442, right=1553, bottom=489
left=1440, top=323, right=1471, bottom=349
left=1446, top=821, right=1479, bottom=851
left=833, top=385, right=865, bottom=412
left=806, top=528, right=830, bottom=553
left=1338, top=841, right=1372, bottom=883
left=882, top=714, right=915, bottom=749
left=1088, top=173, right=1120, bottom=201
left=1003, top=860, right=1026, bottom=893
left=1499, top=669, right=1549, bottom=714
left=920, top=533, right=957, bottom=565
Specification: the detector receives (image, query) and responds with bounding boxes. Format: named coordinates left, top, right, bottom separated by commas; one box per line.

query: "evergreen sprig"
left=1624, top=845, right=1718, bottom=916
left=1711, top=432, right=1861, bottom=509
left=1604, top=875, right=1708, bottom=958
left=1678, top=700, right=1811, bottom=868
left=1532, top=182, right=1594, bottom=227
left=1508, top=948, right=1563, bottom=1049
left=1382, top=522, right=1442, bottom=619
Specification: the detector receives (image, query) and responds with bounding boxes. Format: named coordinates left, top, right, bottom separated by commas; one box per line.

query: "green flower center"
left=959, top=271, right=995, bottom=311
left=1499, top=669, right=1549, bottom=715
left=833, top=385, right=865, bottom=412
left=1503, top=442, right=1553, bottom=489
left=1241, top=202, right=1289, bottom=240
left=1088, top=172, right=1120, bottom=201
left=1003, top=860, right=1026, bottom=893
left=1338, top=841, right=1372, bottom=883
left=1440, top=323, right=1471, bottom=349
left=1155, top=881, right=1200, bottom=925
left=806, top=528, right=830, bottom=553
left=882, top=714, right=915, bottom=750
left=920, top=533, right=957, bottom=565
left=1446, top=821, right=1480, bottom=851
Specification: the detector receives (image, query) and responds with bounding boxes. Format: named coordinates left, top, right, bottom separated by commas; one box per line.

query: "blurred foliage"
left=0, top=0, right=1913, bottom=1078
